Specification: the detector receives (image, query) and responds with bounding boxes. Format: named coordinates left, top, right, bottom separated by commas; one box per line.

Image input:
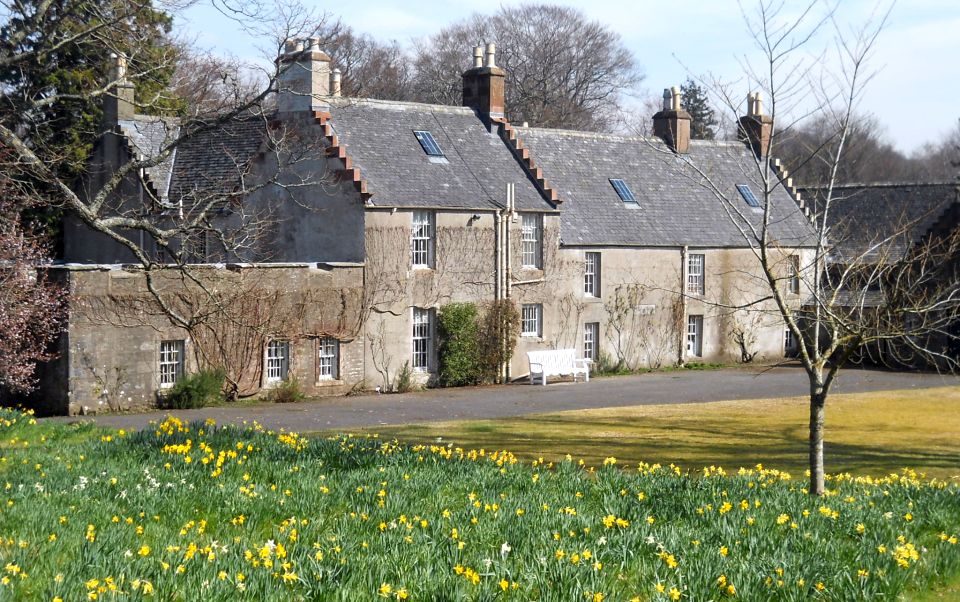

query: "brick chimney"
left=103, top=53, right=135, bottom=126
left=652, top=86, right=691, bottom=154
left=739, top=91, right=773, bottom=157
left=462, top=43, right=506, bottom=122
left=277, top=37, right=332, bottom=113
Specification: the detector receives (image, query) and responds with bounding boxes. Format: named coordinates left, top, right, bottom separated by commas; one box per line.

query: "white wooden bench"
left=526, top=349, right=590, bottom=385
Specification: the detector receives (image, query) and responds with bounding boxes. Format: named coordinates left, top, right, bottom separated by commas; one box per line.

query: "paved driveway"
left=49, top=365, right=957, bottom=433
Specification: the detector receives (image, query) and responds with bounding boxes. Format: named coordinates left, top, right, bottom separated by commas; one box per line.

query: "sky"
left=176, top=0, right=960, bottom=154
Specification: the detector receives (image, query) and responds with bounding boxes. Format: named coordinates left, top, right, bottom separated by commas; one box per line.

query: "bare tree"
left=325, top=27, right=412, bottom=100
left=410, top=4, right=641, bottom=131
left=662, top=1, right=959, bottom=495
left=777, top=112, right=923, bottom=186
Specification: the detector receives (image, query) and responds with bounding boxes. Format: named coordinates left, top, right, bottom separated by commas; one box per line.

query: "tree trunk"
left=808, top=388, right=827, bottom=495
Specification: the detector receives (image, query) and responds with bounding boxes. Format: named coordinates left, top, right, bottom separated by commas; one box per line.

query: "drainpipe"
left=679, top=245, right=688, bottom=366
left=494, top=209, right=502, bottom=302
left=505, top=183, right=514, bottom=300
left=505, top=184, right=517, bottom=382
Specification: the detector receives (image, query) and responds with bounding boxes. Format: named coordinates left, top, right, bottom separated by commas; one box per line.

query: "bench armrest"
left=529, top=362, right=544, bottom=372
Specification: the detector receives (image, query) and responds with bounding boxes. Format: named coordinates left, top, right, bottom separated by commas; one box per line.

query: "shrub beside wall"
left=437, top=303, right=482, bottom=387
left=438, top=300, right=520, bottom=387
left=159, top=368, right=226, bottom=409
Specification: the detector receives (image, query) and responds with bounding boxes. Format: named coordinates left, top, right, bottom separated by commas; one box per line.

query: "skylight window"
left=610, top=179, right=637, bottom=203
left=736, top=184, right=761, bottom=208
left=414, top=130, right=444, bottom=157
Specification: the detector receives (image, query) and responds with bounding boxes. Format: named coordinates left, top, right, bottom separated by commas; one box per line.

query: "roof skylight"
left=736, top=184, right=761, bottom=208
left=610, top=179, right=638, bottom=203
left=414, top=130, right=444, bottom=157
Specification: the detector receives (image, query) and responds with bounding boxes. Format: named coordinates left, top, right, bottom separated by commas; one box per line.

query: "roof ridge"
left=803, top=181, right=958, bottom=189
left=517, top=126, right=749, bottom=150
left=516, top=126, right=652, bottom=143
left=329, top=97, right=476, bottom=115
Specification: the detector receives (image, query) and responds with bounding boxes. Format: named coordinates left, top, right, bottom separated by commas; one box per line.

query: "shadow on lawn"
left=376, top=413, right=960, bottom=478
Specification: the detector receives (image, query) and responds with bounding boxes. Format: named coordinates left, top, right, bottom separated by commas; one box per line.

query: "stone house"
left=37, top=40, right=818, bottom=415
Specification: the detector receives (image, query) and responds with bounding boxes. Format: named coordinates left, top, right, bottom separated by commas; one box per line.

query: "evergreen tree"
left=680, top=78, right=717, bottom=140
left=0, top=0, right=180, bottom=250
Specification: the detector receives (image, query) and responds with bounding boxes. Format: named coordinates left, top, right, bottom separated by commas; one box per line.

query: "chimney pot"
left=473, top=45, right=483, bottom=68
left=485, top=42, right=496, bottom=68
left=331, top=68, right=342, bottom=97
left=284, top=38, right=298, bottom=54
left=111, top=53, right=127, bottom=80
left=294, top=39, right=304, bottom=52
left=662, top=88, right=671, bottom=110
left=671, top=85, right=681, bottom=111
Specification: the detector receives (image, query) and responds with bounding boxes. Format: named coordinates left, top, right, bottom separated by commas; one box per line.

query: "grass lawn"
left=351, top=386, right=960, bottom=480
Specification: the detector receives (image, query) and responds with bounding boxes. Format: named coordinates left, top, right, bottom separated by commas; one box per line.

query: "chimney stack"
left=462, top=42, right=506, bottom=123
left=652, top=86, right=691, bottom=154
left=103, top=53, right=135, bottom=126
left=739, top=91, right=773, bottom=157
left=277, top=36, right=332, bottom=113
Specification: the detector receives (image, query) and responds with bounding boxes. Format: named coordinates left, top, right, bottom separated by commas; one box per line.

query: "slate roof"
left=168, top=117, right=266, bottom=204
left=802, top=182, right=959, bottom=263
left=118, top=117, right=180, bottom=201
left=327, top=99, right=555, bottom=211
left=515, top=127, right=818, bottom=247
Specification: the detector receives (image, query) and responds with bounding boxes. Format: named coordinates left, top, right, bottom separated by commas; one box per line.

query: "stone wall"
left=38, top=263, right=364, bottom=415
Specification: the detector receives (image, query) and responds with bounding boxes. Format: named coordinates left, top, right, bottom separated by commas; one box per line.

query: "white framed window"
left=584, top=322, right=599, bottom=361
left=687, top=253, right=705, bottom=296
left=521, top=214, right=543, bottom=269
left=686, top=315, right=703, bottom=357
left=584, top=252, right=601, bottom=297
left=158, top=340, right=185, bottom=389
left=411, top=211, right=435, bottom=268
left=412, top=307, right=434, bottom=372
left=784, top=328, right=797, bottom=355
left=317, top=338, right=339, bottom=380
left=788, top=255, right=801, bottom=294
left=265, top=340, right=290, bottom=383
left=521, top=303, right=542, bottom=337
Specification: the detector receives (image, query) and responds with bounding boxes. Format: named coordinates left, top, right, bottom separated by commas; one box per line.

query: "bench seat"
left=527, top=349, right=590, bottom=385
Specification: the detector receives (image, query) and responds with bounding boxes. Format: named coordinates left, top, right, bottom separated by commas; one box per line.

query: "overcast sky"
left=178, top=0, right=960, bottom=154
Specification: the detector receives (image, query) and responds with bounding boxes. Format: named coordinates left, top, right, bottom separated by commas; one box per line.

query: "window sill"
left=316, top=378, right=344, bottom=387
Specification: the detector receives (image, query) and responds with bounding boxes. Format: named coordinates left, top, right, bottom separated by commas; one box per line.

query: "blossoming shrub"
left=0, top=407, right=957, bottom=600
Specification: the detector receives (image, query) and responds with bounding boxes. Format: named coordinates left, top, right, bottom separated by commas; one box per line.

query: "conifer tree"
left=680, top=78, right=717, bottom=140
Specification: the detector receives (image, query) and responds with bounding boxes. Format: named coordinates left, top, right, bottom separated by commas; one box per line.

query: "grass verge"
left=352, top=386, right=960, bottom=479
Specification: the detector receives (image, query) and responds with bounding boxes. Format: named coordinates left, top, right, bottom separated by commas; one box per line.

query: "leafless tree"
left=661, top=1, right=959, bottom=495
left=912, top=119, right=960, bottom=182
left=777, top=112, right=922, bottom=186
left=410, top=4, right=641, bottom=131
left=324, top=27, right=412, bottom=100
